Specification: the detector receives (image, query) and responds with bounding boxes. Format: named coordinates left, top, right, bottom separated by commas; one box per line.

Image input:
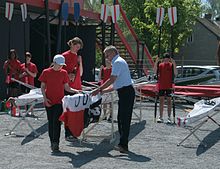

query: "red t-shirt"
left=62, top=50, right=81, bottom=90
left=60, top=51, right=83, bottom=137
left=20, top=62, right=38, bottom=86
left=3, top=59, right=21, bottom=81
left=38, top=67, right=69, bottom=105
left=158, top=62, right=173, bottom=90
left=100, top=67, right=112, bottom=84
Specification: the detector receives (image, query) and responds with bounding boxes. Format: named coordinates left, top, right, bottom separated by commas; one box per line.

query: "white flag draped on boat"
left=20, top=3, right=27, bottom=22
left=156, top=7, right=165, bottom=27
left=100, top=4, right=109, bottom=23
left=111, top=4, right=120, bottom=23
left=62, top=93, right=102, bottom=112
left=5, top=2, right=14, bottom=21
left=168, top=7, right=177, bottom=26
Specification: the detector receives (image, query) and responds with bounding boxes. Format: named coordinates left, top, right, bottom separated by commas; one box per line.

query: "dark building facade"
left=176, top=17, right=220, bottom=66
left=0, top=1, right=97, bottom=99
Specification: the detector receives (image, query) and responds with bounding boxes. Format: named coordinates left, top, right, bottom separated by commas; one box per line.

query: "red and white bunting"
left=111, top=4, right=120, bottom=24
left=100, top=4, right=109, bottom=23
left=156, top=7, right=165, bottom=27
left=20, top=3, right=27, bottom=22
left=168, top=7, right=177, bottom=26
left=5, top=2, right=14, bottom=21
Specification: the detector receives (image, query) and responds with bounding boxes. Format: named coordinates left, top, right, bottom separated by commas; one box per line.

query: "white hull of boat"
left=177, top=97, right=220, bottom=127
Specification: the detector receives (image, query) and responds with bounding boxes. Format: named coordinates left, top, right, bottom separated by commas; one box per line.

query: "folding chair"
left=177, top=110, right=220, bottom=147
left=133, top=86, right=147, bottom=122
left=133, top=82, right=153, bottom=122
left=81, top=91, right=118, bottom=143
left=5, top=89, right=43, bottom=137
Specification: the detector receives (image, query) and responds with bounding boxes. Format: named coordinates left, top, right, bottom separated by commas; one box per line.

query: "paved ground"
left=0, top=101, right=220, bottom=169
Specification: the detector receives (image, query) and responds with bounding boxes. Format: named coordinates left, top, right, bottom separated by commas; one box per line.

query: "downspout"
left=44, top=0, right=51, bottom=65
left=56, top=0, right=64, bottom=54
left=217, top=41, right=220, bottom=66
left=110, top=0, right=116, bottom=45
left=101, top=0, right=106, bottom=65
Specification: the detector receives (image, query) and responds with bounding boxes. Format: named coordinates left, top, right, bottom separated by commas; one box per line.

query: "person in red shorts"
left=154, top=53, right=177, bottom=123
left=3, top=49, right=22, bottom=98
left=39, top=54, right=79, bottom=153
left=99, top=59, right=112, bottom=122
left=20, top=52, right=38, bottom=92
left=61, top=37, right=84, bottom=141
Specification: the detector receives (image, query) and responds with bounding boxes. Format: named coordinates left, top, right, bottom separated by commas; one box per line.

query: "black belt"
left=117, top=85, right=133, bottom=92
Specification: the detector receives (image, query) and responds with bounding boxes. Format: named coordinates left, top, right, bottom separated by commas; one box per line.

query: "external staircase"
left=96, top=2, right=154, bottom=79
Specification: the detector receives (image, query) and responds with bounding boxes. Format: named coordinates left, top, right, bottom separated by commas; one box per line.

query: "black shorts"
left=158, top=89, right=172, bottom=97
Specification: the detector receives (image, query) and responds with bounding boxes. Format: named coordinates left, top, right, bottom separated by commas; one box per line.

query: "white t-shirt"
left=111, top=55, right=133, bottom=90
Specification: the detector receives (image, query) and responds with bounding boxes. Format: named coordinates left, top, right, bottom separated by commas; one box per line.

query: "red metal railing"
left=115, top=23, right=136, bottom=62
left=116, top=3, right=154, bottom=75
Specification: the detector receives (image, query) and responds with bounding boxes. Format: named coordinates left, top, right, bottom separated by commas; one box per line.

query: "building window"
left=187, top=33, right=194, bottom=44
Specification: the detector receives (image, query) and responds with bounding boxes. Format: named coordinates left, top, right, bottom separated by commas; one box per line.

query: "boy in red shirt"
left=154, top=53, right=177, bottom=123
left=20, top=52, right=38, bottom=92
left=39, top=55, right=79, bottom=153
left=19, top=52, right=39, bottom=115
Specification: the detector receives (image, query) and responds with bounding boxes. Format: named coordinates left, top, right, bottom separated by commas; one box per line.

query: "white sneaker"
left=157, top=117, right=163, bottom=123
left=167, top=117, right=172, bottom=124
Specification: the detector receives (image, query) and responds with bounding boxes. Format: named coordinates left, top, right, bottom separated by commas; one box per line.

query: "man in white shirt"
left=92, top=45, right=135, bottom=153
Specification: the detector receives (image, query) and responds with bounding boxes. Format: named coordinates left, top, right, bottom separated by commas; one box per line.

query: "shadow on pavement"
left=112, top=151, right=151, bottom=162
left=52, top=120, right=151, bottom=168
left=21, top=122, right=48, bottom=145
left=196, top=127, right=220, bottom=156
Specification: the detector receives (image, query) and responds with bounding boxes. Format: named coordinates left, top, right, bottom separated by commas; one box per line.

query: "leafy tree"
left=95, top=48, right=103, bottom=68
left=120, top=0, right=202, bottom=57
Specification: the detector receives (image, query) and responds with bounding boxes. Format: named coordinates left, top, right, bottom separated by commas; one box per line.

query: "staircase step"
left=96, top=26, right=153, bottom=78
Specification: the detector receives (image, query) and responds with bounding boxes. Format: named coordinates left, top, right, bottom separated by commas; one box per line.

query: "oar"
left=172, top=95, right=176, bottom=124
left=154, top=95, right=158, bottom=122
left=82, top=80, right=99, bottom=88
left=73, top=2, right=80, bottom=35
left=61, top=2, right=68, bottom=51
left=11, top=78, right=36, bottom=89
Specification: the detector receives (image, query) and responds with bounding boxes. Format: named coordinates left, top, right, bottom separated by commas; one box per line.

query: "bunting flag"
left=5, top=2, right=14, bottom=21
left=111, top=4, right=120, bottom=23
left=73, top=2, right=80, bottom=22
left=168, top=7, right=177, bottom=26
left=156, top=7, right=165, bottom=27
left=100, top=4, right=109, bottom=23
left=20, top=3, right=27, bottom=22
left=62, top=2, right=69, bottom=22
